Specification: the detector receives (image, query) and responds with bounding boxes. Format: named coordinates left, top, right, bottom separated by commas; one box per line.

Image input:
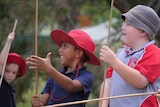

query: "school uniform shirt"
left=42, top=66, right=94, bottom=107
left=0, top=78, right=16, bottom=107
left=106, top=41, right=160, bottom=107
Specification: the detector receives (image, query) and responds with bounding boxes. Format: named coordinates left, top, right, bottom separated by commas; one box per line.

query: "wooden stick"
left=107, top=0, right=114, bottom=47
left=12, top=19, right=18, bottom=32
left=35, top=0, right=39, bottom=94
left=0, top=20, right=18, bottom=87
left=44, top=92, right=157, bottom=107
left=99, top=0, right=114, bottom=106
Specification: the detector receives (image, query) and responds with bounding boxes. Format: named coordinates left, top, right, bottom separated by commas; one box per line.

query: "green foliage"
left=0, top=0, right=159, bottom=107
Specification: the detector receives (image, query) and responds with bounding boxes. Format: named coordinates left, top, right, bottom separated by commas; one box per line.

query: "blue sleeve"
left=76, top=71, right=94, bottom=95
left=41, top=77, right=53, bottom=94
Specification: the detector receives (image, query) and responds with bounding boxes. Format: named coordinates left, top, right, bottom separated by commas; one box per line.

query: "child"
left=27, top=29, right=100, bottom=107
left=0, top=32, right=26, bottom=107
left=99, top=5, right=160, bottom=107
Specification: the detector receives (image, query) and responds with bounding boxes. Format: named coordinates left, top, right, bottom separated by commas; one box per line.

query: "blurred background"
left=0, top=0, right=160, bottom=107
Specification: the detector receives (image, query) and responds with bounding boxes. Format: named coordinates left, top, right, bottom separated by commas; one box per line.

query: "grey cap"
left=121, top=5, right=160, bottom=40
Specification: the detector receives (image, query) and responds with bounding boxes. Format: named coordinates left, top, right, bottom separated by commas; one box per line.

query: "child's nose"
left=9, top=72, right=14, bottom=76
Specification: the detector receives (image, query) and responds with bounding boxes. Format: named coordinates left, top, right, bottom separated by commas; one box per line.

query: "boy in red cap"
left=99, top=5, right=160, bottom=107
left=0, top=32, right=26, bottom=107
left=27, top=29, right=100, bottom=107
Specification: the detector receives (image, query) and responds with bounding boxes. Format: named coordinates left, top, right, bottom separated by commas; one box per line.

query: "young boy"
left=0, top=32, right=26, bottom=107
left=27, top=29, right=100, bottom=107
left=99, top=5, right=160, bottom=107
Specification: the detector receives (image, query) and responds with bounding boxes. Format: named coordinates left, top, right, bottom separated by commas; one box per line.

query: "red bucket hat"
left=50, top=29, right=100, bottom=65
left=7, top=53, right=26, bottom=78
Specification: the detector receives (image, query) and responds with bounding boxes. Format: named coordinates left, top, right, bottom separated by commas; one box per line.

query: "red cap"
left=7, top=53, right=26, bottom=78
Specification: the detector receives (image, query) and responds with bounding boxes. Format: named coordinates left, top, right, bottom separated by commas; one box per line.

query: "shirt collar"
left=60, top=66, right=86, bottom=75
left=125, top=40, right=155, bottom=55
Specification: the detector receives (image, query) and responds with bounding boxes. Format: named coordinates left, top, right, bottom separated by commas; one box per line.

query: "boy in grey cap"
left=99, top=5, right=160, bottom=107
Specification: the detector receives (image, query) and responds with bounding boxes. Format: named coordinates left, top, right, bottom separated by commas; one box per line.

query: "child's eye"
left=61, top=44, right=66, bottom=49
left=63, top=44, right=67, bottom=48
left=61, top=43, right=69, bottom=49
left=13, top=72, right=17, bottom=75
left=122, top=21, right=131, bottom=27
left=5, top=69, right=9, bottom=72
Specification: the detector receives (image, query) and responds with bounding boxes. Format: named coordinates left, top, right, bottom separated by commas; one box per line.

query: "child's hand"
left=7, top=32, right=15, bottom=42
left=156, top=89, right=160, bottom=101
left=26, top=52, right=52, bottom=74
left=99, top=46, right=117, bottom=65
left=31, top=94, right=43, bottom=107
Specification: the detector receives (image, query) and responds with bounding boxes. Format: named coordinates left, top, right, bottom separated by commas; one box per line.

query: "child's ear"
left=141, top=30, right=148, bottom=37
left=76, top=50, right=83, bottom=58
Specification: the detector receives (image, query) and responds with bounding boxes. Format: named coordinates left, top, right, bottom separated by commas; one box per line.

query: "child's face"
left=4, top=63, right=19, bottom=83
left=121, top=19, right=144, bottom=47
left=58, top=42, right=79, bottom=67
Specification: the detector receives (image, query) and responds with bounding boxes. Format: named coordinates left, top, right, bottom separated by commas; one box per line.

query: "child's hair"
left=80, top=53, right=89, bottom=64
left=50, top=29, right=100, bottom=65
left=121, top=5, right=160, bottom=40
left=74, top=47, right=89, bottom=64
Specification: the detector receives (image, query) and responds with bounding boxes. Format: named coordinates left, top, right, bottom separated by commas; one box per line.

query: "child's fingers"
left=31, top=94, right=43, bottom=107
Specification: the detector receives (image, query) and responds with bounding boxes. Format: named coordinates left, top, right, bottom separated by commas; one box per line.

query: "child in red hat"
left=27, top=29, right=100, bottom=107
left=0, top=32, right=26, bottom=107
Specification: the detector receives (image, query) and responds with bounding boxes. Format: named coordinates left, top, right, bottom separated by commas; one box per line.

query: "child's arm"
left=40, top=93, right=50, bottom=106
left=98, top=78, right=111, bottom=107
left=100, top=46, right=149, bottom=88
left=0, top=32, right=15, bottom=75
left=27, top=52, right=83, bottom=92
